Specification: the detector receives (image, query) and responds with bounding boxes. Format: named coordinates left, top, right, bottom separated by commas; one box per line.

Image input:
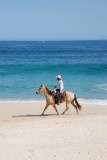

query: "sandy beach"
left=0, top=101, right=107, bottom=160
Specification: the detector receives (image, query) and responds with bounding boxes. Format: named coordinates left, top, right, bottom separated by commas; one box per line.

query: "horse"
left=36, top=84, right=82, bottom=115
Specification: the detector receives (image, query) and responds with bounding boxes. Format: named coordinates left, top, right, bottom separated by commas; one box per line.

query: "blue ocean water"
left=0, top=40, right=107, bottom=104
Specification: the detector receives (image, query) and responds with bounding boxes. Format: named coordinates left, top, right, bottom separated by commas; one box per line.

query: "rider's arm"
left=59, top=81, right=64, bottom=92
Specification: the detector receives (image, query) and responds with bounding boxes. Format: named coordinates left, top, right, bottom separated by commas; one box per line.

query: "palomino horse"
left=36, top=84, right=82, bottom=115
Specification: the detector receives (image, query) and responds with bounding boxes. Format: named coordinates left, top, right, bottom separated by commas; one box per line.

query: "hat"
left=56, top=75, right=62, bottom=80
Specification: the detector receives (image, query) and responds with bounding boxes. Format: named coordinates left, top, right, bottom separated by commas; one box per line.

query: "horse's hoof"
left=41, top=113, right=44, bottom=116
left=61, top=112, right=64, bottom=115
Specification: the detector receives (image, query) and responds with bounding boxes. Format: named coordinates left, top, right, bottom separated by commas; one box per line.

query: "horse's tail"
left=74, top=95, right=82, bottom=110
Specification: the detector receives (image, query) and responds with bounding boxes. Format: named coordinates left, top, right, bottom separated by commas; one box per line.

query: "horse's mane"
left=45, top=86, right=52, bottom=95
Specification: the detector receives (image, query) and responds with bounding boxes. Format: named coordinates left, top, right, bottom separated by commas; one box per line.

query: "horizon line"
left=0, top=39, right=107, bottom=42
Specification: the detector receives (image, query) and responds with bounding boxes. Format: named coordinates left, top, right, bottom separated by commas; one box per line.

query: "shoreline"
left=0, top=99, right=107, bottom=105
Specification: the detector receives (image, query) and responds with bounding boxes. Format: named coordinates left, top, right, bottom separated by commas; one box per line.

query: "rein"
left=45, top=86, right=52, bottom=95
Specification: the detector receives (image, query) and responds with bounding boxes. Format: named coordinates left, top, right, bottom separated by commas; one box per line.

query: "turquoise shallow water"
left=0, top=41, right=107, bottom=104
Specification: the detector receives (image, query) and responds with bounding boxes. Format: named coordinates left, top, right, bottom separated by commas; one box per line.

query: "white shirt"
left=56, top=80, right=64, bottom=92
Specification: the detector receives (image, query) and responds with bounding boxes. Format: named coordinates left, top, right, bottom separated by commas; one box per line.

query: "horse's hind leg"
left=62, top=102, right=69, bottom=115
left=71, top=101, right=78, bottom=114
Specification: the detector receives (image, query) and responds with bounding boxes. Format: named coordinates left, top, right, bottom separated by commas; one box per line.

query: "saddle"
left=52, top=91, right=66, bottom=104
left=60, top=91, right=66, bottom=99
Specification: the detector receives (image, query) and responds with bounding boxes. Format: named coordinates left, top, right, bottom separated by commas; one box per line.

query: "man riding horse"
left=36, top=75, right=82, bottom=115
left=55, top=75, right=64, bottom=106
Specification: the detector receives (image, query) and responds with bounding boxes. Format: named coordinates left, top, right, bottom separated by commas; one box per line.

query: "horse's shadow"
left=12, top=114, right=56, bottom=118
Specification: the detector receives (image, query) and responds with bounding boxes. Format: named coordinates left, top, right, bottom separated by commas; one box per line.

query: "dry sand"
left=0, top=101, right=107, bottom=160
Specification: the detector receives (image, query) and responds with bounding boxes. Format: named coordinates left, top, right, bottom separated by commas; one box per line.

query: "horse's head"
left=36, top=84, right=45, bottom=94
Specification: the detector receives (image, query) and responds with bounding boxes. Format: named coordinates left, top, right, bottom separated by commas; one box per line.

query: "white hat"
left=56, top=75, right=62, bottom=79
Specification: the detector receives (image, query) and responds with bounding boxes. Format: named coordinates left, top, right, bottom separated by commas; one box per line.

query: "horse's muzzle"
left=36, top=91, right=39, bottom=94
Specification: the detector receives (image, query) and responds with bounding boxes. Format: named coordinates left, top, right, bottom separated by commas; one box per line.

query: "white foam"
left=0, top=99, right=45, bottom=103
left=95, top=84, right=107, bottom=91
left=79, top=98, right=107, bottom=105
left=0, top=98, right=107, bottom=105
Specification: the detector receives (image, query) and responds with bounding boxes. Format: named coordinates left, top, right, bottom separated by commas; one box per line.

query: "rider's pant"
left=56, top=89, right=60, bottom=103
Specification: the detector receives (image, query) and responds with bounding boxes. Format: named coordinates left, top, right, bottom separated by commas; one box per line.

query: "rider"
left=55, top=75, right=64, bottom=105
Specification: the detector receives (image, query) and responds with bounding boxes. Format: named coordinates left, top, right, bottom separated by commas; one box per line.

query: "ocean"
left=0, top=40, right=107, bottom=104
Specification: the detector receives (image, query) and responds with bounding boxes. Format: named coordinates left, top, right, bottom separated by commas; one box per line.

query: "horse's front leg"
left=62, top=102, right=69, bottom=115
left=41, top=103, right=49, bottom=115
left=52, top=104, right=59, bottom=115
